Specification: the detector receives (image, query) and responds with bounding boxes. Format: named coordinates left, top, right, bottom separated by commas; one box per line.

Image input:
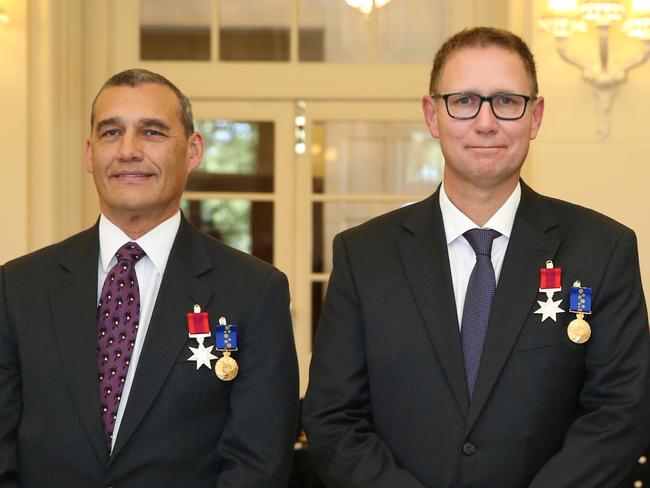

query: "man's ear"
left=84, top=139, right=94, bottom=174
left=529, top=96, right=544, bottom=140
left=186, top=131, right=205, bottom=172
left=422, top=95, right=441, bottom=139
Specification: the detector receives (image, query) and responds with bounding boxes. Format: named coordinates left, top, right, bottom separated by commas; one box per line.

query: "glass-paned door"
left=294, top=101, right=444, bottom=394
left=184, top=101, right=295, bottom=272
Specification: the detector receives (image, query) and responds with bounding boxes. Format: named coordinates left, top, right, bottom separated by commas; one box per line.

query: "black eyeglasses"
left=431, top=92, right=534, bottom=120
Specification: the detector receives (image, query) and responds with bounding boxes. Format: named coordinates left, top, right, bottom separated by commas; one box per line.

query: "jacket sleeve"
left=529, top=229, right=650, bottom=487
left=0, top=267, right=20, bottom=488
left=215, top=269, right=300, bottom=488
left=303, top=234, right=426, bottom=488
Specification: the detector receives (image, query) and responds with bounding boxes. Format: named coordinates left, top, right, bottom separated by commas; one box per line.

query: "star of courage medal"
left=215, top=317, right=239, bottom=381
left=534, top=260, right=565, bottom=323
left=186, top=305, right=217, bottom=370
left=567, top=281, right=592, bottom=344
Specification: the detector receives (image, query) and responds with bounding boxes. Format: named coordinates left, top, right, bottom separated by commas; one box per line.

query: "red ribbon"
left=187, top=312, right=210, bottom=336
left=540, top=267, right=561, bottom=290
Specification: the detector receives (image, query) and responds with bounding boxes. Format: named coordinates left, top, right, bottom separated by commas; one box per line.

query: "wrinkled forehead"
left=91, top=83, right=181, bottom=129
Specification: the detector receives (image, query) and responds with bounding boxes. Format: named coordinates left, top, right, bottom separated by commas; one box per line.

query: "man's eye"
left=496, top=96, right=517, bottom=106
left=143, top=129, right=163, bottom=137
left=101, top=129, right=120, bottom=137
left=451, top=95, right=477, bottom=106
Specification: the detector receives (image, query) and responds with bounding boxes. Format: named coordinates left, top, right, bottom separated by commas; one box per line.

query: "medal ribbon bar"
left=569, top=282, right=592, bottom=314
left=216, top=317, right=238, bottom=351
left=539, top=260, right=561, bottom=292
left=187, top=305, right=211, bottom=338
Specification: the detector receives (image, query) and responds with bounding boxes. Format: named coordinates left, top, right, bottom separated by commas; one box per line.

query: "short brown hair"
left=90, top=68, right=195, bottom=137
left=429, top=27, right=538, bottom=97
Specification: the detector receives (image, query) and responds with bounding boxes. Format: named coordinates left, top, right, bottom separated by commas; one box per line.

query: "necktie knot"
left=115, top=242, right=146, bottom=263
left=463, top=228, right=501, bottom=257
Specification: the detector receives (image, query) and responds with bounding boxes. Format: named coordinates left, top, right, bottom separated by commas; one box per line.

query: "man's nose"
left=473, top=99, right=499, bottom=132
left=117, top=131, right=144, bottom=161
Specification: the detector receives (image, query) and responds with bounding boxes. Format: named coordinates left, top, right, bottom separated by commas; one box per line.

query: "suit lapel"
left=48, top=225, right=109, bottom=465
left=397, top=191, right=470, bottom=418
left=110, top=219, right=214, bottom=460
left=464, top=183, right=563, bottom=434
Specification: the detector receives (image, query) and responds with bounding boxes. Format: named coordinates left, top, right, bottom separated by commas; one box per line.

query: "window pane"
left=299, top=0, right=449, bottom=62
left=312, top=201, right=411, bottom=273
left=182, top=199, right=274, bottom=264
left=298, top=0, right=369, bottom=62
left=140, top=0, right=211, bottom=60
left=188, top=120, right=275, bottom=192
left=220, top=0, right=291, bottom=61
left=376, top=0, right=449, bottom=62
left=312, top=122, right=443, bottom=195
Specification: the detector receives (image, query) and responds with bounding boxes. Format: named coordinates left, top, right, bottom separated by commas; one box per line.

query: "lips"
left=466, top=145, right=507, bottom=155
left=467, top=145, right=506, bottom=149
left=111, top=172, right=155, bottom=179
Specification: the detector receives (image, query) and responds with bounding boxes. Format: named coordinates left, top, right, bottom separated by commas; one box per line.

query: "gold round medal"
left=567, top=317, right=591, bottom=344
left=215, top=355, right=239, bottom=381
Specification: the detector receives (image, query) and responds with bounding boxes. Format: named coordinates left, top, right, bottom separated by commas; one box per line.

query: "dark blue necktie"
left=461, top=228, right=501, bottom=399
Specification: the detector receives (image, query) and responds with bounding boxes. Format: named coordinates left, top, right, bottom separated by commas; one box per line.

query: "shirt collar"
left=98, top=211, right=182, bottom=273
left=439, top=181, right=521, bottom=244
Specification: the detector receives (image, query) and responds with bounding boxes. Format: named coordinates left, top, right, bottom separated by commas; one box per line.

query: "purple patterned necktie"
left=461, top=228, right=501, bottom=400
left=96, top=241, right=145, bottom=448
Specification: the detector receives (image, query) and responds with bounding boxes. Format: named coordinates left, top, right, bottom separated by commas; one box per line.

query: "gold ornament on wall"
left=540, top=0, right=650, bottom=139
left=0, top=7, right=9, bottom=26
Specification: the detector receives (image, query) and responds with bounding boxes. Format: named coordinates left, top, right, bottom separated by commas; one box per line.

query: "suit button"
left=462, top=442, right=476, bottom=456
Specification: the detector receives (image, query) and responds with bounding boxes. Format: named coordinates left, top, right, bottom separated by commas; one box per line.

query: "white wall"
left=0, top=0, right=28, bottom=263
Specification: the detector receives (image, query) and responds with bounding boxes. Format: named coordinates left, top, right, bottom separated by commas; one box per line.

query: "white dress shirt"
left=439, top=182, right=521, bottom=329
left=97, top=211, right=181, bottom=452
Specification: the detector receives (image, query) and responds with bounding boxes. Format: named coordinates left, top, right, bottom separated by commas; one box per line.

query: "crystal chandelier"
left=344, top=0, right=391, bottom=15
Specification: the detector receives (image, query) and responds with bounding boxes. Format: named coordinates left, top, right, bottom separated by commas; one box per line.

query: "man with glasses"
left=303, top=27, right=650, bottom=487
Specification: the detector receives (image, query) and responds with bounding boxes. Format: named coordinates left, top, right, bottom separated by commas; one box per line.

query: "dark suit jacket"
left=0, top=217, right=299, bottom=487
left=303, top=182, right=650, bottom=487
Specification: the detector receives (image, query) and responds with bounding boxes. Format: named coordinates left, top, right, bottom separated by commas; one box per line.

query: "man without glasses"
left=0, top=69, right=299, bottom=487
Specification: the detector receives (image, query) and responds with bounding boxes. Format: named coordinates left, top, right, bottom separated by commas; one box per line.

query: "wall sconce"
left=540, top=0, right=650, bottom=139
left=344, top=0, right=391, bottom=16
left=0, top=8, right=9, bottom=26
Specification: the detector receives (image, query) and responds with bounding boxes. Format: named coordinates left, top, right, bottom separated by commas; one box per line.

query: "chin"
left=106, top=198, right=154, bottom=213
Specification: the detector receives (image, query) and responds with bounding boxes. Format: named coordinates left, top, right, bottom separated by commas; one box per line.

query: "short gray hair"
left=90, top=68, right=194, bottom=136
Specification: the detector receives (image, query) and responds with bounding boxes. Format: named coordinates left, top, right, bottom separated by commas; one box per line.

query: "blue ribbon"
left=216, top=323, right=238, bottom=351
left=569, top=285, right=592, bottom=314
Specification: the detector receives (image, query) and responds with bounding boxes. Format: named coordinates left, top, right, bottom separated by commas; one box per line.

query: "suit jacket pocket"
left=518, top=324, right=569, bottom=352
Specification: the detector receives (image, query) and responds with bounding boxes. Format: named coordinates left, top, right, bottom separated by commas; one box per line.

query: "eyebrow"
left=139, top=118, right=171, bottom=132
left=94, top=117, right=172, bottom=134
left=451, top=89, right=526, bottom=95
left=95, top=117, right=123, bottom=134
